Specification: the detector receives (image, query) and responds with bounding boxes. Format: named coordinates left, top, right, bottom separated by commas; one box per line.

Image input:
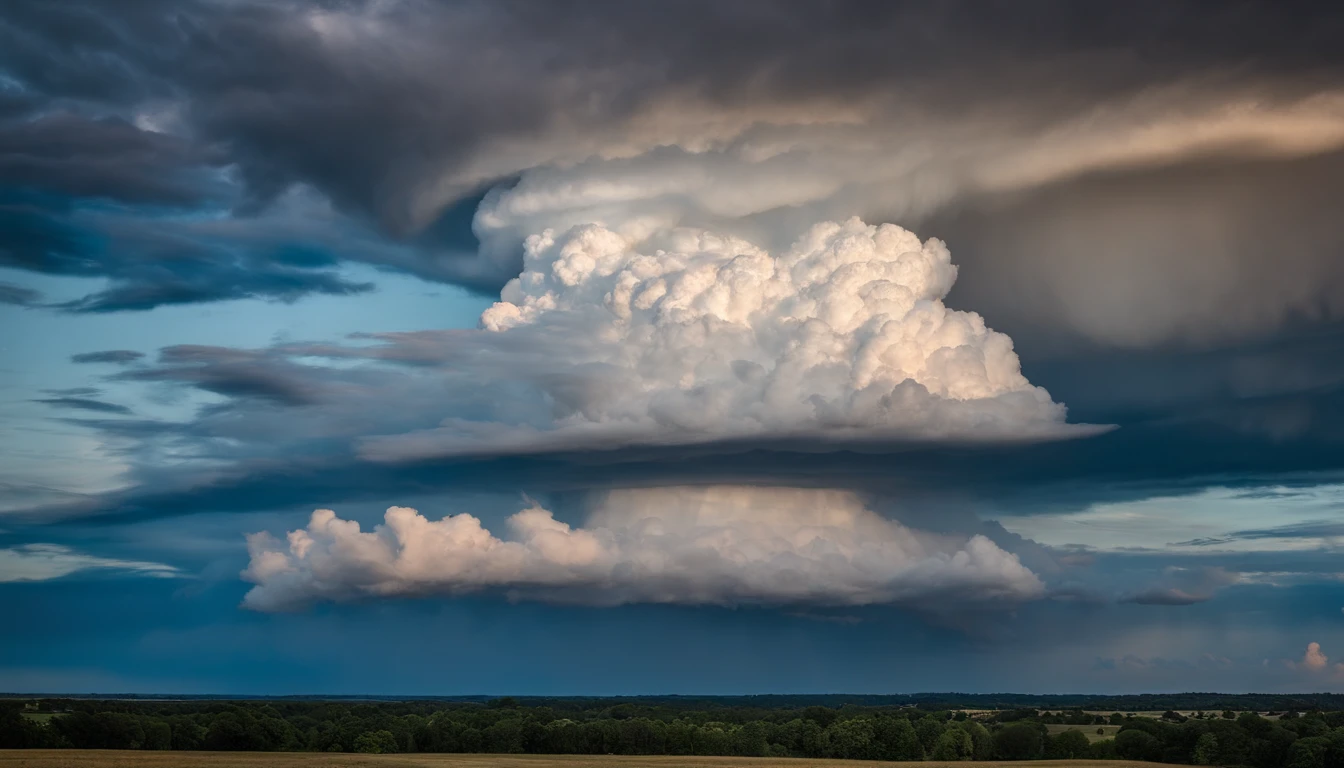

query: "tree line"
left=4, top=698, right=1344, bottom=767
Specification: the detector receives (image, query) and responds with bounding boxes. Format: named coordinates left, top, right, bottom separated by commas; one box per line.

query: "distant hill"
left=6, top=691, right=1344, bottom=711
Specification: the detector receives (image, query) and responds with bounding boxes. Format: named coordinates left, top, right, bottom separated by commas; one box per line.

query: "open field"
left=0, top=755, right=1193, bottom=768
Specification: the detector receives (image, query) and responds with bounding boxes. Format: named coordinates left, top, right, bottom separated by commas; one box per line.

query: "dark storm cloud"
left=58, top=264, right=374, bottom=313
left=0, top=189, right=97, bottom=275
left=17, top=406, right=1344, bottom=527
left=70, top=350, right=145, bottom=365
left=0, top=0, right=183, bottom=106
left=112, top=345, right=330, bottom=406
left=0, top=112, right=216, bottom=205
left=32, top=396, right=132, bottom=415
left=1020, top=320, right=1344, bottom=444
left=0, top=185, right=381, bottom=312
left=0, top=178, right=382, bottom=312
left=0, top=280, right=40, bottom=306
left=0, top=3, right=387, bottom=309
left=0, top=0, right=1341, bottom=316
left=177, top=0, right=1338, bottom=230
left=1119, top=589, right=1210, bottom=607
left=932, top=149, right=1344, bottom=349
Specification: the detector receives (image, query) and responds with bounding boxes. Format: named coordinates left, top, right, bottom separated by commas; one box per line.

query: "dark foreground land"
left=4, top=696, right=1342, bottom=768
left=0, top=754, right=1191, bottom=768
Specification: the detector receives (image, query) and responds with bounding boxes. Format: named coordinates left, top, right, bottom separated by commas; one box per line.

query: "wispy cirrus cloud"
left=1173, top=520, right=1344, bottom=547
left=0, top=543, right=177, bottom=583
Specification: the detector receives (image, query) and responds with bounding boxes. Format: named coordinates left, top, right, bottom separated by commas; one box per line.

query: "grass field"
left=1044, top=724, right=1122, bottom=743
left=0, top=754, right=1191, bottom=768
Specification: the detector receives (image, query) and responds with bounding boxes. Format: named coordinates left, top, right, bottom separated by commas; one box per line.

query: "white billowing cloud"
left=241, top=486, right=1044, bottom=611
left=0, top=544, right=178, bottom=582
left=359, top=217, right=1096, bottom=461
left=1304, top=642, right=1329, bottom=670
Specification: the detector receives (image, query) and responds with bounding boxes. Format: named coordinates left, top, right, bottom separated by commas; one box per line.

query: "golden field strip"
left=0, top=754, right=1191, bottom=768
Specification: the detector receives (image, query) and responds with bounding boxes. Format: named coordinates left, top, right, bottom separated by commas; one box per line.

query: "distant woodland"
left=6, top=694, right=1344, bottom=767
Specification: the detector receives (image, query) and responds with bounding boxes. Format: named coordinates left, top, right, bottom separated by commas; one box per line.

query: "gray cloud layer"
left=0, top=0, right=1341, bottom=350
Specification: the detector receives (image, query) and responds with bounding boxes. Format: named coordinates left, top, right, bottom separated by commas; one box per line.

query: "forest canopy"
left=4, top=694, right=1344, bottom=767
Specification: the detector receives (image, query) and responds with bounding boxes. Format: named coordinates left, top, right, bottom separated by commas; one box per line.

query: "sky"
left=2, top=0, right=1344, bottom=695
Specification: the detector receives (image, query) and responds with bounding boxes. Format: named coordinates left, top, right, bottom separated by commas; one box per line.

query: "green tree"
left=1090, top=738, right=1119, bottom=760
left=916, top=715, right=946, bottom=754
left=828, top=718, right=876, bottom=760
left=956, top=720, right=993, bottom=761
left=1324, top=729, right=1344, bottom=768
left=802, top=706, right=838, bottom=728
left=1047, top=729, right=1091, bottom=759
left=1287, top=736, right=1330, bottom=768
left=141, top=719, right=172, bottom=750
left=1116, top=729, right=1162, bottom=762
left=806, top=718, right=830, bottom=757
left=1294, top=715, right=1331, bottom=739
left=203, top=713, right=249, bottom=751
left=1194, top=733, right=1220, bottom=765
left=778, top=718, right=826, bottom=758
left=730, top=721, right=767, bottom=758
left=167, top=716, right=206, bottom=750
left=353, top=730, right=398, bottom=754
left=874, top=717, right=924, bottom=761
left=694, top=724, right=731, bottom=756
left=993, top=722, right=1044, bottom=760
left=932, top=727, right=974, bottom=760
left=0, top=710, right=59, bottom=749
left=458, top=726, right=484, bottom=753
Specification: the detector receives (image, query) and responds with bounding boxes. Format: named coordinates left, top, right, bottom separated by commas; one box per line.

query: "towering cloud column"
left=362, top=217, right=1094, bottom=462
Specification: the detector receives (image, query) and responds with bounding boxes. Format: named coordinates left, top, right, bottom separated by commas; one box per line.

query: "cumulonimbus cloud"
left=241, top=486, right=1044, bottom=611
left=358, top=217, right=1100, bottom=461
